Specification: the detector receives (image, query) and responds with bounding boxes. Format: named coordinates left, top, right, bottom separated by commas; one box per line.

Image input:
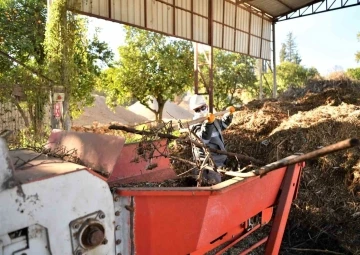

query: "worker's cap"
left=189, top=94, right=207, bottom=111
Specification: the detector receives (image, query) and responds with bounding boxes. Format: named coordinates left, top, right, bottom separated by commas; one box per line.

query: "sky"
left=87, top=5, right=360, bottom=76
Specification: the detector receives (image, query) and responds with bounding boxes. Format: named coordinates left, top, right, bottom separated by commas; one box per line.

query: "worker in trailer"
left=189, top=94, right=235, bottom=184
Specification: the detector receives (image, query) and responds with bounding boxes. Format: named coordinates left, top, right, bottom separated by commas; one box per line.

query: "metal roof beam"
left=277, top=0, right=360, bottom=21
left=275, top=0, right=295, bottom=11
left=237, top=0, right=255, bottom=3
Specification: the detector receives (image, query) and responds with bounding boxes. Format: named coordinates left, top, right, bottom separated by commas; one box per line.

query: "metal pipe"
left=240, top=236, right=268, bottom=255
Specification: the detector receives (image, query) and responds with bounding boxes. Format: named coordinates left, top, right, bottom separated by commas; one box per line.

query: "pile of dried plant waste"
left=172, top=78, right=360, bottom=254
left=75, top=78, right=360, bottom=254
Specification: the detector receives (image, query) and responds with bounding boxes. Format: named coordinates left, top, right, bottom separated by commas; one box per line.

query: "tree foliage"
left=345, top=32, right=360, bottom=80
left=0, top=0, right=48, bottom=135
left=0, top=0, right=113, bottom=135
left=255, top=31, right=319, bottom=97
left=280, top=32, right=301, bottom=64
left=45, top=0, right=113, bottom=129
left=262, top=62, right=319, bottom=96
left=279, top=43, right=287, bottom=63
left=277, top=62, right=318, bottom=90
left=98, top=27, right=193, bottom=121
left=347, top=68, right=360, bottom=80
left=0, top=0, right=46, bottom=65
left=356, top=32, right=360, bottom=63
left=198, top=49, right=257, bottom=110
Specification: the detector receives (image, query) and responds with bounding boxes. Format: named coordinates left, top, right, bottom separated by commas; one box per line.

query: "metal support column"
left=208, top=47, right=214, bottom=113
left=208, top=0, right=214, bottom=113
left=194, top=43, right=199, bottom=94
left=258, top=59, right=263, bottom=100
left=272, top=21, right=277, bottom=98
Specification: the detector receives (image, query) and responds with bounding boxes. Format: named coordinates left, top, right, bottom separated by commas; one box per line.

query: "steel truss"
left=277, top=0, right=360, bottom=21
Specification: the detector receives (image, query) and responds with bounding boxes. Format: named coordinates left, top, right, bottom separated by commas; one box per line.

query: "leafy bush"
left=347, top=67, right=360, bottom=80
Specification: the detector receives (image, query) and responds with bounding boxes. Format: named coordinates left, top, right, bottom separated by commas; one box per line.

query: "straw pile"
left=71, top=79, right=360, bottom=253
left=171, top=78, right=360, bottom=253
left=220, top=79, right=360, bottom=254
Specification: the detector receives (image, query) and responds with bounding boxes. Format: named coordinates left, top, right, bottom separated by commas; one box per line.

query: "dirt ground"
left=73, top=78, right=360, bottom=254
left=73, top=95, right=148, bottom=126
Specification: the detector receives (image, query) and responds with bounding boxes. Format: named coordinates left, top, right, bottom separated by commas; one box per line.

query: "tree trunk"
left=12, top=98, right=30, bottom=128
left=33, top=97, right=45, bottom=136
left=62, top=95, right=71, bottom=131
left=157, top=102, right=164, bottom=123
left=59, top=5, right=71, bottom=131
left=28, top=105, right=35, bottom=130
left=50, top=91, right=60, bottom=129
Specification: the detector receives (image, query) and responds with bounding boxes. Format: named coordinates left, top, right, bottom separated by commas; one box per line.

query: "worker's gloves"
left=227, top=106, right=235, bottom=114
left=206, top=113, right=215, bottom=124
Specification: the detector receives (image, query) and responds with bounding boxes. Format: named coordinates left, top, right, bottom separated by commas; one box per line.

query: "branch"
left=108, top=124, right=264, bottom=165
left=287, top=248, right=345, bottom=255
left=168, top=155, right=196, bottom=166
left=108, top=124, right=178, bottom=139
left=177, top=166, right=197, bottom=177
left=0, top=50, right=54, bottom=84
left=192, top=140, right=264, bottom=165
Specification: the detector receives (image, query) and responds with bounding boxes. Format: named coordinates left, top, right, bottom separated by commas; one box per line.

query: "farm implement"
left=0, top=130, right=358, bottom=255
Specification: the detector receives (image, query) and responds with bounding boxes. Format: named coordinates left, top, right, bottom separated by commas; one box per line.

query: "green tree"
left=262, top=32, right=319, bottom=96
left=45, top=0, right=113, bottom=130
left=277, top=62, right=307, bottom=90
left=0, top=0, right=113, bottom=136
left=281, top=32, right=301, bottom=64
left=347, top=68, right=360, bottom=80
left=0, top=0, right=49, bottom=136
left=198, top=49, right=257, bottom=110
left=0, top=0, right=46, bottom=65
left=345, top=33, right=360, bottom=80
left=356, top=32, right=360, bottom=62
left=262, top=62, right=319, bottom=96
left=279, top=43, right=287, bottom=63
left=98, top=27, right=193, bottom=122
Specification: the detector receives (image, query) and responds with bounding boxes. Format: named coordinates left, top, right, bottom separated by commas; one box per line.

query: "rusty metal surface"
left=9, top=149, right=87, bottom=184
left=114, top=163, right=304, bottom=254
left=109, top=168, right=177, bottom=186
left=46, top=129, right=125, bottom=176
left=12, top=131, right=173, bottom=185
left=108, top=139, right=176, bottom=184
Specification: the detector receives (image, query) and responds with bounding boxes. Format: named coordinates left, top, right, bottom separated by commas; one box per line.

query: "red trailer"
left=0, top=130, right=356, bottom=255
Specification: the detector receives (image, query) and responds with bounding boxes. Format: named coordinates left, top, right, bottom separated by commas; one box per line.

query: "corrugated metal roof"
left=64, top=0, right=277, bottom=60
left=60, top=0, right=324, bottom=60
left=234, top=0, right=321, bottom=18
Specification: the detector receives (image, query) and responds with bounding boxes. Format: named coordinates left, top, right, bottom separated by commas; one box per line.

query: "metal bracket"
left=69, top=210, right=107, bottom=255
left=114, top=193, right=132, bottom=255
